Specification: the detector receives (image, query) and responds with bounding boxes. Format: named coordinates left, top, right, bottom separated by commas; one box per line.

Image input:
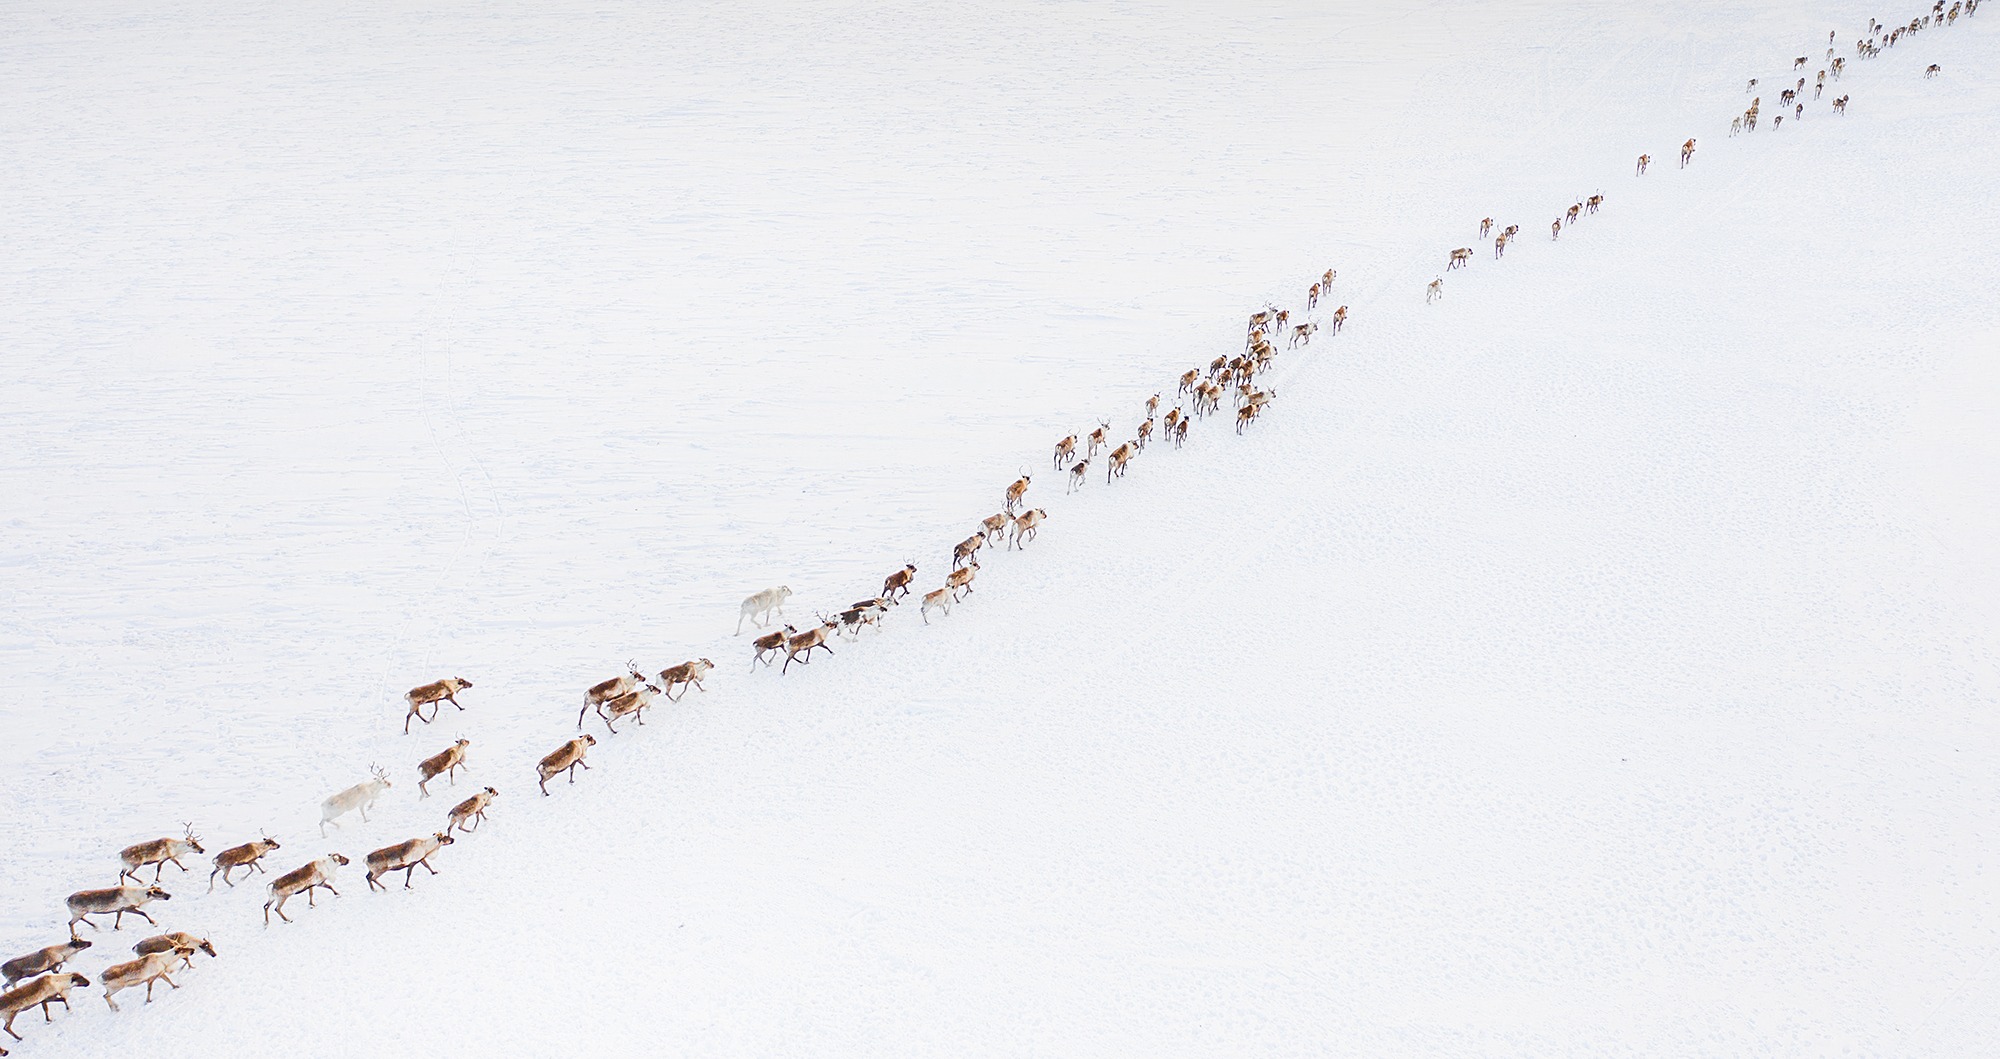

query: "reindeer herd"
left=1, top=7, right=1980, bottom=1054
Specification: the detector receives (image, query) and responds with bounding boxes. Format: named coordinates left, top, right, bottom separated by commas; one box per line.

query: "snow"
left=2, top=0, right=1996, bottom=1055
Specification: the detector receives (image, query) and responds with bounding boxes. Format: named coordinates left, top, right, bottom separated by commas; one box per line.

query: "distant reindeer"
left=448, top=787, right=500, bottom=833
left=1289, top=322, right=1318, bottom=347
left=3, top=940, right=92, bottom=988
left=119, top=824, right=204, bottom=883
left=1052, top=434, right=1077, bottom=468
left=536, top=735, right=598, bottom=795
left=1010, top=509, right=1046, bottom=549
left=882, top=563, right=917, bottom=602
left=1680, top=138, right=1696, bottom=167
left=1004, top=475, right=1032, bottom=514
left=417, top=738, right=471, bottom=798
left=1447, top=247, right=1472, bottom=270
left=1068, top=458, right=1090, bottom=493
left=1495, top=233, right=1509, bottom=258
left=1105, top=443, right=1133, bottom=483
left=2, top=970, right=90, bottom=1040
left=1636, top=153, right=1651, bottom=174
left=953, top=533, right=985, bottom=569
left=1178, top=368, right=1200, bottom=394
left=1747, top=77, right=1758, bottom=91
left=1730, top=116, right=1742, bottom=136
left=590, top=683, right=660, bottom=733
left=101, top=943, right=196, bottom=1011
left=132, top=933, right=214, bottom=970
left=1566, top=203, right=1581, bottom=225
left=1145, top=393, right=1160, bottom=418
left=403, top=677, right=473, bottom=734
left=1794, top=56, right=1807, bottom=69
left=1427, top=277, right=1444, bottom=302
left=980, top=512, right=1010, bottom=543
left=1085, top=421, right=1110, bottom=458
left=321, top=766, right=393, bottom=835
left=1586, top=194, right=1602, bottom=214
left=1331, top=305, right=1348, bottom=334
left=67, top=885, right=171, bottom=933
left=1172, top=418, right=1189, bottom=448
left=585, top=661, right=647, bottom=715
left=652, top=655, right=716, bottom=695
left=946, top=565, right=977, bottom=601
left=263, top=854, right=348, bottom=924
left=1307, top=282, right=1321, bottom=308
left=1833, top=95, right=1848, bottom=114
left=1136, top=418, right=1154, bottom=450
left=751, top=624, right=796, bottom=670
left=1236, top=404, right=1261, bottom=434
left=781, top=617, right=840, bottom=673
left=1322, top=268, right=1335, bottom=289
left=365, top=832, right=455, bottom=891
left=736, top=586, right=793, bottom=635
left=208, top=833, right=281, bottom=890
left=920, top=588, right=952, bottom=624
left=1926, top=63, right=1941, bottom=77
left=838, top=599, right=889, bottom=638
left=1479, top=217, right=1494, bottom=237
left=1551, top=219, right=1562, bottom=240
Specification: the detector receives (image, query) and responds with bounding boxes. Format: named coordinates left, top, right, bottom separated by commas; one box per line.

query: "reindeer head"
left=581, top=735, right=598, bottom=747
left=144, top=886, right=172, bottom=902
left=453, top=738, right=471, bottom=750
left=370, top=764, right=393, bottom=787
left=626, top=659, right=645, bottom=680
left=67, top=972, right=90, bottom=988
left=329, top=853, right=352, bottom=866
left=777, top=586, right=793, bottom=600
left=194, top=938, right=217, bottom=957
left=66, top=938, right=92, bottom=953
left=182, top=822, right=204, bottom=853
left=482, top=786, right=499, bottom=798
left=433, top=832, right=456, bottom=847
left=643, top=684, right=662, bottom=695
left=454, top=677, right=474, bottom=690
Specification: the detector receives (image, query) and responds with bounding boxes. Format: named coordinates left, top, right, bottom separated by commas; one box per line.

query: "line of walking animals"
left=1425, top=6, right=1968, bottom=307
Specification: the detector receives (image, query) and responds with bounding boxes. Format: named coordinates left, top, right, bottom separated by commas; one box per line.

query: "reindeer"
left=100, top=943, right=196, bottom=1011
left=1172, top=418, right=1189, bottom=448
left=1832, top=57, right=1845, bottom=79
left=1586, top=194, right=1603, bottom=214
left=881, top=563, right=917, bottom=602
left=953, top=534, right=985, bottom=569
left=1495, top=233, right=1509, bottom=257
left=1178, top=368, right=1200, bottom=395
left=132, top=933, right=215, bottom=970
left=1794, top=55, right=1808, bottom=69
left=403, top=677, right=473, bottom=733
left=1208, top=355, right=1228, bottom=378
left=1136, top=418, right=1154, bottom=450
left=449, top=787, right=500, bottom=833
left=1427, top=277, right=1444, bottom=302
left=980, top=512, right=1009, bottom=543
left=1143, top=392, right=1160, bottom=419
left=1479, top=217, right=1494, bottom=237
left=1447, top=247, right=1472, bottom=270
left=751, top=624, right=796, bottom=670
left=591, top=683, right=660, bottom=733
left=781, top=617, right=839, bottom=673
left=1780, top=88, right=1796, bottom=105
left=208, top=833, right=281, bottom=890
left=1247, top=309, right=1272, bottom=334
left=66, top=886, right=170, bottom=933
left=119, top=824, right=204, bottom=883
left=736, top=586, right=792, bottom=635
left=537, top=735, right=597, bottom=795
left=1307, top=282, right=1321, bottom=308
left=1566, top=203, right=1581, bottom=225
left=1926, top=63, right=1941, bottom=77
left=1106, top=443, right=1133, bottom=483
left=1, top=971, right=90, bottom=1041
left=1085, top=420, right=1110, bottom=458
left=1162, top=407, right=1181, bottom=436
left=1833, top=94, right=1849, bottom=114
left=654, top=659, right=714, bottom=698
left=264, top=855, right=348, bottom=924
left=1680, top=138, right=1696, bottom=167
left=417, top=738, right=471, bottom=798
left=1730, top=116, right=1742, bottom=136
left=366, top=832, right=455, bottom=891
left=1052, top=434, right=1077, bottom=468
left=838, top=599, right=889, bottom=638
left=321, top=766, right=393, bottom=835
left=946, top=565, right=977, bottom=601
left=1331, top=305, right=1348, bottom=334
left=1236, top=403, right=1261, bottom=434
left=1010, top=509, right=1046, bottom=549
left=1068, top=458, right=1089, bottom=493
left=1636, top=153, right=1651, bottom=174
left=585, top=662, right=648, bottom=715
left=1273, top=310, right=1290, bottom=334
left=3, top=941, right=91, bottom=989
left=1322, top=268, right=1335, bottom=289
left=1551, top=218, right=1562, bottom=240
left=920, top=588, right=952, bottom=624
left=1747, top=77, right=1758, bottom=91
left=1289, top=322, right=1317, bottom=347
left=1004, top=475, right=1032, bottom=514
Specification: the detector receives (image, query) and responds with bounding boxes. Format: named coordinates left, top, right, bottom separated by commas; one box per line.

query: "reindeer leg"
left=449, top=693, right=464, bottom=711
left=422, top=857, right=439, bottom=876
left=403, top=866, right=416, bottom=889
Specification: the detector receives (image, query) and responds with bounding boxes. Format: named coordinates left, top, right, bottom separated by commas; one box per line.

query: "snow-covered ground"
left=3, top=0, right=1996, bottom=1055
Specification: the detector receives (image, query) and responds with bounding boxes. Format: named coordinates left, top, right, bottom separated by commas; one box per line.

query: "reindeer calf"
left=980, top=512, right=1009, bottom=543
left=538, top=735, right=598, bottom=794
left=404, top=677, right=473, bottom=733
left=417, top=738, right=471, bottom=798
left=751, top=624, right=796, bottom=670
left=449, top=787, right=500, bottom=833
left=953, top=533, right=984, bottom=569
left=209, top=834, right=282, bottom=890
left=366, top=832, right=455, bottom=891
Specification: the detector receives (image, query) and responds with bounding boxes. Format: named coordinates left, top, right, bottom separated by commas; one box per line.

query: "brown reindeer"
left=591, top=683, right=660, bottom=732
left=67, top=886, right=170, bottom=933
left=1495, top=233, right=1509, bottom=258
left=1307, top=282, right=1321, bottom=308
left=1178, top=368, right=1200, bottom=394
left=448, top=787, right=500, bottom=833
left=1586, top=194, right=1602, bottom=213
left=1331, top=305, right=1348, bottom=334
left=132, top=933, right=215, bottom=971
left=1427, top=277, right=1445, bottom=302
left=264, top=854, right=348, bottom=924
left=882, top=563, right=917, bottom=602
left=3, top=940, right=92, bottom=989
left=1680, top=138, right=1696, bottom=167
left=1010, top=508, right=1046, bottom=549
left=101, top=945, right=195, bottom=1012
left=838, top=599, right=888, bottom=638
left=417, top=738, right=471, bottom=798
left=1136, top=418, right=1154, bottom=450
left=1173, top=418, right=1189, bottom=448
left=1068, top=458, right=1090, bottom=493
left=1145, top=393, right=1160, bottom=418
left=1236, top=403, right=1261, bottom=434
left=1106, top=443, right=1133, bottom=483
left=119, top=825, right=204, bottom=883
left=404, top=677, right=473, bottom=734
left=781, top=617, right=839, bottom=673
left=1551, top=219, right=1561, bottom=240
left=946, top=565, right=977, bottom=601
left=536, top=735, right=597, bottom=795
left=1447, top=247, right=1472, bottom=270
left=1636, top=153, right=1650, bottom=174
left=1052, top=434, right=1077, bottom=468
left=585, top=662, right=648, bottom=716
left=208, top=833, right=281, bottom=890
left=953, top=534, right=985, bottom=569
left=1566, top=203, right=1581, bottom=225
left=1925, top=63, right=1941, bottom=77
left=751, top=624, right=796, bottom=670
left=1004, top=475, right=1031, bottom=514
left=2, top=971, right=91, bottom=1039
left=1322, top=268, right=1335, bottom=289
left=365, top=832, right=455, bottom=890
left=980, top=512, right=1009, bottom=543
left=1290, top=322, right=1318, bottom=347
left=1086, top=421, right=1110, bottom=457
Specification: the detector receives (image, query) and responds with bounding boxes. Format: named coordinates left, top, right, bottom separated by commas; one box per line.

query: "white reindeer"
left=320, top=766, right=393, bottom=836
left=736, top=586, right=792, bottom=635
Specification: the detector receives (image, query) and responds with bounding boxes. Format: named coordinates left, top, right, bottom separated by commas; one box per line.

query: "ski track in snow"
left=3, top=1, right=1997, bottom=1055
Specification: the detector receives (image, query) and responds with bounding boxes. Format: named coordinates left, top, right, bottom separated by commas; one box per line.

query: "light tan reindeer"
left=101, top=943, right=196, bottom=1011
left=448, top=787, right=500, bottom=833
left=208, top=832, right=281, bottom=890
left=1447, top=247, right=1472, bottom=270
left=417, top=738, right=471, bottom=798
left=920, top=587, right=952, bottom=624
left=1680, top=138, right=1696, bottom=166
left=1636, top=153, right=1651, bottom=174
left=1236, top=403, right=1261, bottom=434
left=947, top=565, right=977, bottom=601
left=980, top=512, right=1009, bottom=543
left=263, top=854, right=347, bottom=924
left=537, top=735, right=597, bottom=795
left=781, top=616, right=840, bottom=673
left=1010, top=508, right=1047, bottom=549
left=1145, top=393, right=1160, bottom=418
left=1587, top=194, right=1603, bottom=213
left=1178, top=368, right=1200, bottom=394
left=736, top=586, right=793, bottom=635
left=1106, top=443, right=1133, bottom=483
left=1004, top=475, right=1032, bottom=514
left=321, top=765, right=393, bottom=835
left=1479, top=217, right=1494, bottom=237
left=585, top=661, right=648, bottom=715
left=1308, top=282, right=1321, bottom=308
left=366, top=832, right=455, bottom=891
left=132, top=933, right=214, bottom=970
left=1163, top=407, right=1181, bottom=436
left=1, top=971, right=90, bottom=1041
left=1068, top=458, right=1090, bottom=493
left=1331, top=306, right=1347, bottom=334
left=119, top=824, right=204, bottom=883
left=1086, top=421, right=1110, bottom=458
left=66, top=885, right=170, bottom=933
left=3, top=940, right=92, bottom=988
left=403, top=677, right=473, bottom=734
left=952, top=533, right=985, bottom=569
left=1137, top=418, right=1154, bottom=450
left=1052, top=434, right=1077, bottom=468
left=592, top=683, right=660, bottom=733
left=658, top=658, right=715, bottom=700
left=751, top=624, right=796, bottom=670
left=1322, top=268, right=1335, bottom=289
left=1566, top=203, right=1581, bottom=225
left=1427, top=277, right=1444, bottom=302
left=882, top=563, right=917, bottom=602
left=1289, top=322, right=1318, bottom=347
